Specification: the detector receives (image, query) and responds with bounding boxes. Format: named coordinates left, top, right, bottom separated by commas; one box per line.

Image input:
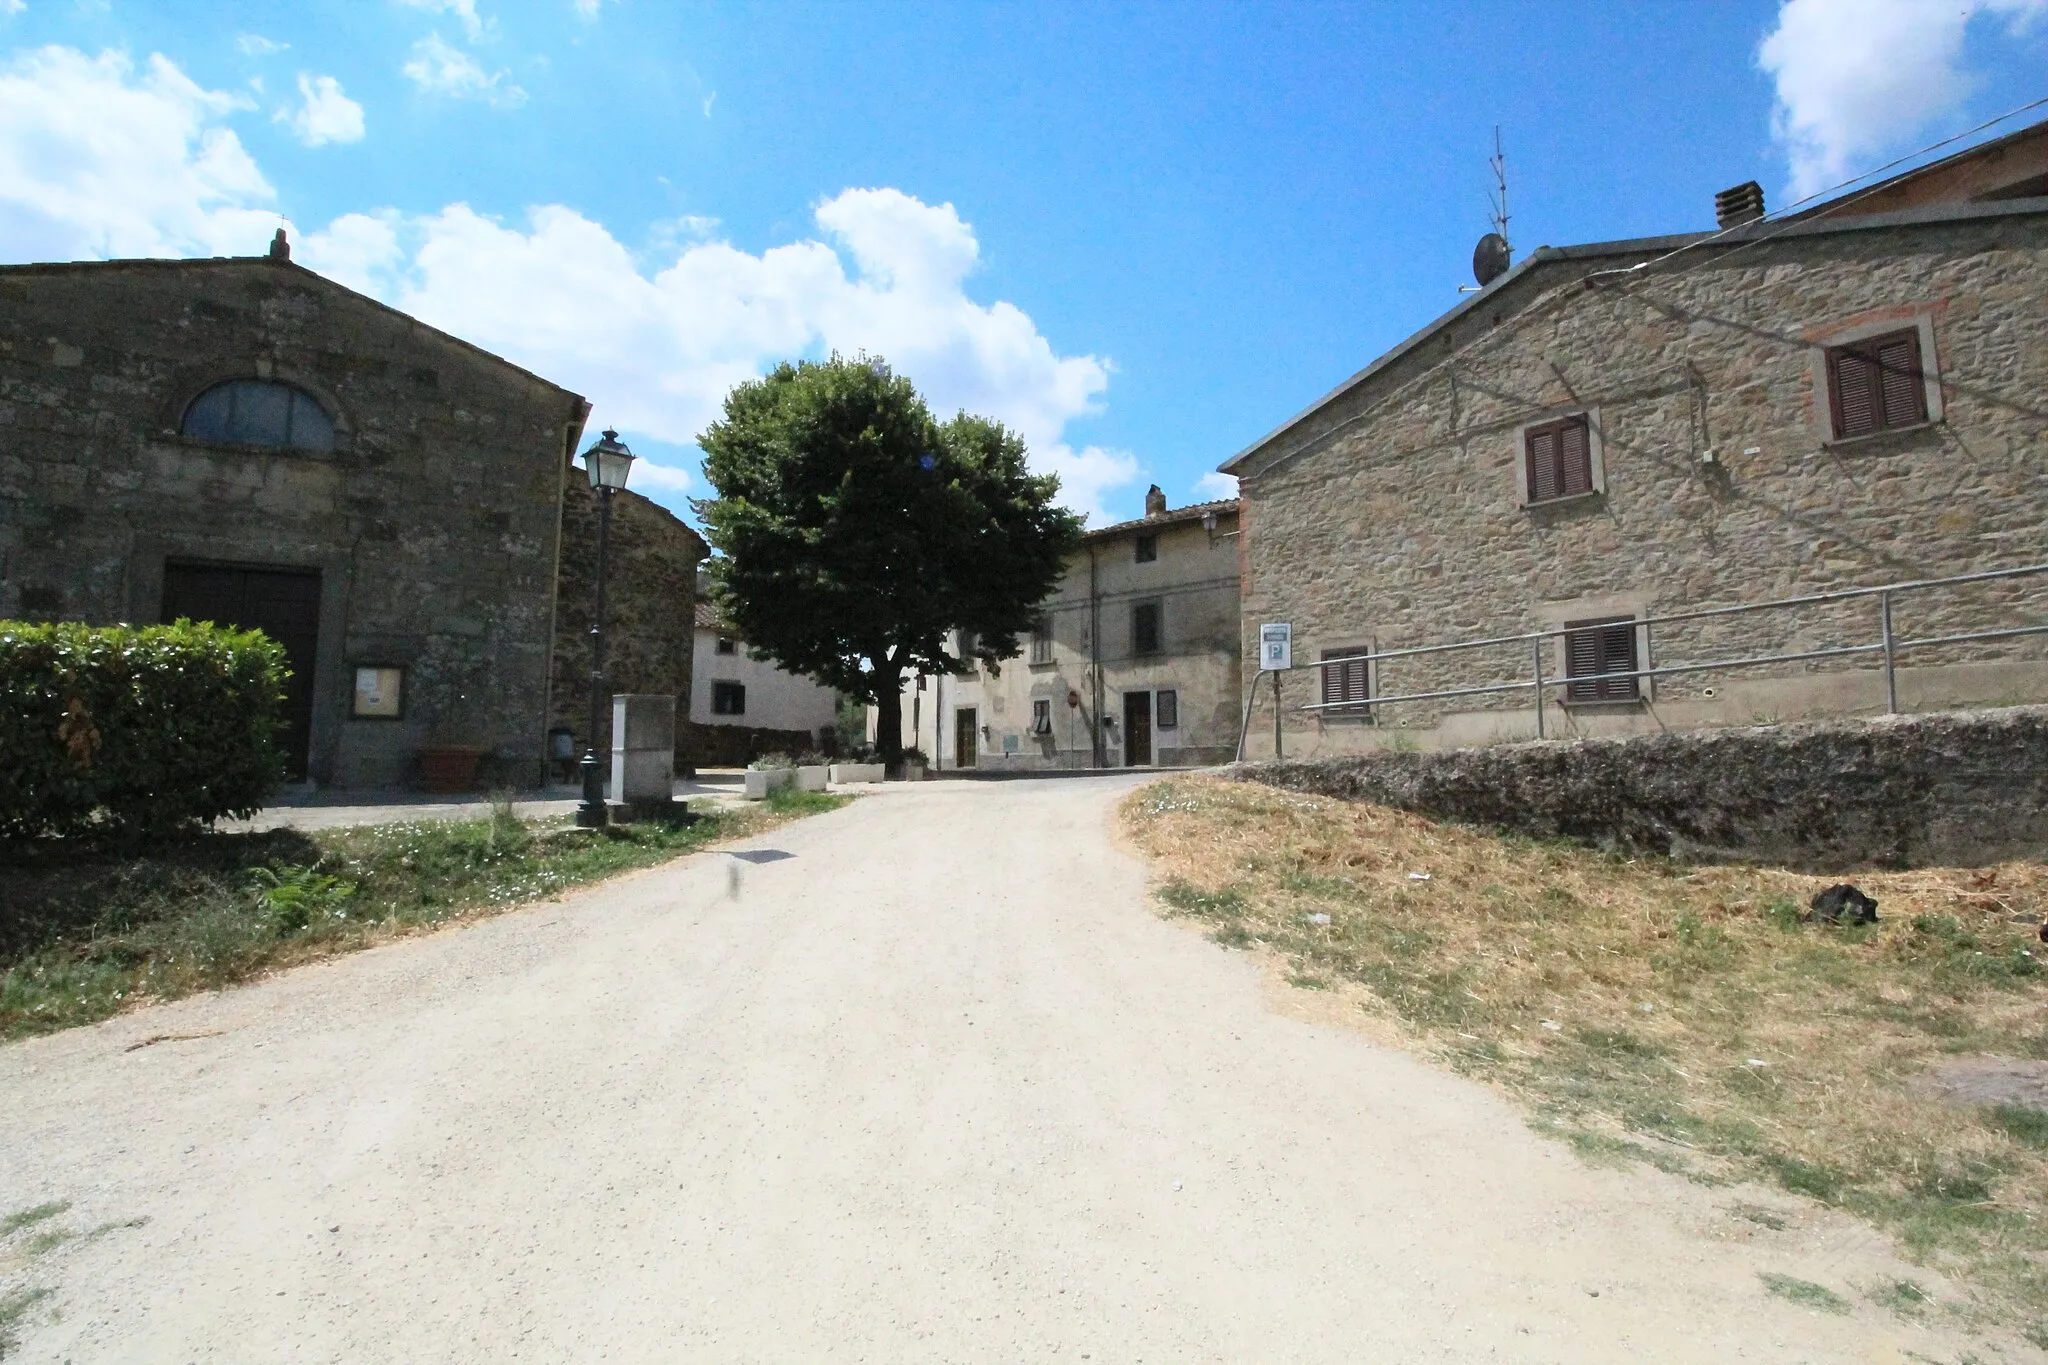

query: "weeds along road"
left=0, top=777, right=1989, bottom=1362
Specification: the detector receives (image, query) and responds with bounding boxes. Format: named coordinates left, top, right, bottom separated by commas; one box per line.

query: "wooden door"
left=954, top=707, right=978, bottom=769
left=162, top=563, right=322, bottom=779
left=1123, top=690, right=1152, bottom=767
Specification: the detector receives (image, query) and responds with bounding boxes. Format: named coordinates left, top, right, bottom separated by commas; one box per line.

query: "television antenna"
left=1462, top=126, right=1513, bottom=291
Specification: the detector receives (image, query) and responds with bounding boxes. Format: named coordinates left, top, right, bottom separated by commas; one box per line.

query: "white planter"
left=795, top=764, right=830, bottom=792
left=829, top=762, right=886, bottom=785
left=744, top=767, right=795, bottom=799
left=899, top=762, right=926, bottom=783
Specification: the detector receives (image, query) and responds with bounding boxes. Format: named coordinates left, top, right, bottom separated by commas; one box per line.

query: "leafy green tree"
left=695, top=355, right=1082, bottom=765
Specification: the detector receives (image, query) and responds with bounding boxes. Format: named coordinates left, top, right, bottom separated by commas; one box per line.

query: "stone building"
left=0, top=237, right=590, bottom=787
left=892, top=487, right=1242, bottom=770
left=686, top=596, right=841, bottom=765
left=547, top=482, right=706, bottom=776
left=1221, top=128, right=2048, bottom=759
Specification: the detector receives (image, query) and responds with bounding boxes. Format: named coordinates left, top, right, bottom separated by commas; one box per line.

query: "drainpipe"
left=1088, top=542, right=1104, bottom=768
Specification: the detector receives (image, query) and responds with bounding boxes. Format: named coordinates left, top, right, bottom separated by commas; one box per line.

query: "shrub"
left=0, top=620, right=289, bottom=839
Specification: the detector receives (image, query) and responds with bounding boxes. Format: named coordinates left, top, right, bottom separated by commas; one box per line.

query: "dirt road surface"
left=0, top=777, right=2001, bottom=1361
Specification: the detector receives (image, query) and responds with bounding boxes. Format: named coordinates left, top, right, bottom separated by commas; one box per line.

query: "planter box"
left=829, top=762, right=886, bottom=785
left=795, top=764, right=830, bottom=792
left=417, top=743, right=489, bottom=794
left=896, top=762, right=926, bottom=783
left=744, top=767, right=795, bottom=800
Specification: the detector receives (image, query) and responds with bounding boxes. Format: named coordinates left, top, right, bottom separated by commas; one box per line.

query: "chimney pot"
left=1144, top=484, right=1167, bottom=517
left=1714, top=181, right=1765, bottom=230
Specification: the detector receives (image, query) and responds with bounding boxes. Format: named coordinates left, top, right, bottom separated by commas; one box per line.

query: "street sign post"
left=1259, top=622, right=1292, bottom=673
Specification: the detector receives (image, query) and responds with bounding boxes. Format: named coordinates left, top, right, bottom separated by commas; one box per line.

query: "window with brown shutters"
left=1562, top=616, right=1641, bottom=703
left=1132, top=601, right=1162, bottom=655
left=1321, top=647, right=1372, bottom=711
left=1826, top=328, right=1928, bottom=440
left=1522, top=415, right=1595, bottom=504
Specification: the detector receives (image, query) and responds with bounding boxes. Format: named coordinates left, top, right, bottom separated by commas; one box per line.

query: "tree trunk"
left=871, top=659, right=905, bottom=771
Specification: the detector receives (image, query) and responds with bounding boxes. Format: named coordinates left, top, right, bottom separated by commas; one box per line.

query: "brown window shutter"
left=1564, top=616, right=1640, bottom=703
left=1832, top=349, right=1880, bottom=438
left=1876, top=331, right=1926, bottom=428
left=1559, top=418, right=1593, bottom=496
left=1526, top=426, right=1559, bottom=502
left=1320, top=650, right=1370, bottom=707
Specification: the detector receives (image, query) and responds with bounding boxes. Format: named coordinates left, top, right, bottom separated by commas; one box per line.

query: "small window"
left=1029, top=616, right=1054, bottom=665
left=351, top=666, right=404, bottom=719
left=181, top=379, right=336, bottom=452
left=1523, top=415, right=1594, bottom=504
left=1827, top=328, right=1928, bottom=440
left=711, top=681, right=747, bottom=715
left=715, top=636, right=737, bottom=656
left=1321, top=648, right=1372, bottom=711
left=1032, top=699, right=1053, bottom=734
left=1132, top=601, right=1162, bottom=656
left=1563, top=616, right=1641, bottom=703
left=1156, top=688, right=1179, bottom=730
left=1134, top=535, right=1158, bottom=564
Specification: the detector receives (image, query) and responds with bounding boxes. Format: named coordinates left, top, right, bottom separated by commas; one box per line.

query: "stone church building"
left=0, top=233, right=701, bottom=789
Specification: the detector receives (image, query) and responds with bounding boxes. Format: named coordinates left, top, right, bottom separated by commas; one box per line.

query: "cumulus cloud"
left=1759, top=0, right=2048, bottom=198
left=402, top=33, right=525, bottom=108
left=299, top=189, right=1127, bottom=519
left=0, top=47, right=277, bottom=261
left=573, top=0, right=603, bottom=17
left=0, top=46, right=1130, bottom=522
left=281, top=73, right=365, bottom=147
left=1193, top=471, right=1239, bottom=502
left=396, top=0, right=487, bottom=42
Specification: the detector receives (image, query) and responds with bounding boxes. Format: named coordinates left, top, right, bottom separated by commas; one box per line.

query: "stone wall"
left=550, top=484, right=705, bottom=759
left=0, top=255, right=587, bottom=788
left=1233, top=705, right=2048, bottom=871
left=682, top=720, right=832, bottom=768
left=1230, top=207, right=2048, bottom=759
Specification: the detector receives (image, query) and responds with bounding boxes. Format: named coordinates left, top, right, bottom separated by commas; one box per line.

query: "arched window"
left=181, top=379, right=336, bottom=453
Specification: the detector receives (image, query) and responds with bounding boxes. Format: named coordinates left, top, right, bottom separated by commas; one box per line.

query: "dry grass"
left=1122, top=774, right=2048, bottom=1333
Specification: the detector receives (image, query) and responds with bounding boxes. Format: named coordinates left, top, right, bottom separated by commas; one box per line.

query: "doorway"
left=954, top=707, right=978, bottom=769
left=162, top=562, right=322, bottom=779
left=1123, top=690, right=1153, bottom=767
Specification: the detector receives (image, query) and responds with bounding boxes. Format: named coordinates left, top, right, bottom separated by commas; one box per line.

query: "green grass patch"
left=1, top=794, right=849, bottom=1042
left=0, top=1287, right=54, bottom=1359
left=1871, top=1279, right=1932, bottom=1315
left=1985, top=1104, right=2048, bottom=1151
left=1759, top=1272, right=1851, bottom=1314
left=0, top=1203, right=66, bottom=1236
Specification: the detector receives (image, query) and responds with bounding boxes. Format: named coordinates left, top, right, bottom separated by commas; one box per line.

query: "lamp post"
left=576, top=428, right=635, bottom=828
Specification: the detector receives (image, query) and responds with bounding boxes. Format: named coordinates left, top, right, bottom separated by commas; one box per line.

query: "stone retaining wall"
left=1231, top=706, right=2048, bottom=870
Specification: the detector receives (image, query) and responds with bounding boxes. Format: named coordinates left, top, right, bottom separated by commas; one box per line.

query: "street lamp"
left=575, top=428, right=635, bottom=828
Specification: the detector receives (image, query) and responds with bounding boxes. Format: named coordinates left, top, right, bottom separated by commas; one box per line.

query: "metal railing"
left=1236, top=561, right=2048, bottom=759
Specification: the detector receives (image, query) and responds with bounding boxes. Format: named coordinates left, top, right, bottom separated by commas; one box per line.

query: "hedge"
left=0, top=620, right=289, bottom=839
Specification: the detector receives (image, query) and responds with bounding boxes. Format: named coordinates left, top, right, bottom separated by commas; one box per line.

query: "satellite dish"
left=1472, top=232, right=1511, bottom=287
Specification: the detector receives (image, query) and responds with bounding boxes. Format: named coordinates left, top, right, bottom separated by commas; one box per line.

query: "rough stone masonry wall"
left=1233, top=705, right=2048, bottom=871
left=549, top=484, right=705, bottom=762
left=0, top=257, right=584, bottom=788
left=1237, top=211, right=2048, bottom=752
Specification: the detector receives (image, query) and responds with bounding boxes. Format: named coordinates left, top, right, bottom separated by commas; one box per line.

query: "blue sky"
left=2, top=0, right=2044, bottom=525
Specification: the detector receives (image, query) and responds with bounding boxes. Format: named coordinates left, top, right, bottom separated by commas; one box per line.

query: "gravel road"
left=0, top=776, right=1999, bottom=1361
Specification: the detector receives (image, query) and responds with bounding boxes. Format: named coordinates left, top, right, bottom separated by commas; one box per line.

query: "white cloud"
left=281, top=73, right=364, bottom=147
left=237, top=33, right=287, bottom=57
left=397, top=0, right=486, bottom=42
left=1193, top=471, right=1239, bottom=502
left=402, top=33, right=526, bottom=108
left=2, top=1, right=25, bottom=16
left=0, top=47, right=277, bottom=261
left=299, top=189, right=1129, bottom=520
left=628, top=460, right=693, bottom=494
left=0, top=46, right=1130, bottom=523
left=1759, top=0, right=2048, bottom=199
left=573, top=0, right=602, bottom=17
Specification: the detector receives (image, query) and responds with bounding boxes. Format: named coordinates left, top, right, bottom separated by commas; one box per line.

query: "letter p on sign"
left=1259, top=622, right=1292, bottom=672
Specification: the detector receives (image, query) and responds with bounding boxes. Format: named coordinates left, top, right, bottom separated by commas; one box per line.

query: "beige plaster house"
left=890, top=488, right=1242, bottom=770
left=1221, top=124, right=2048, bottom=759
